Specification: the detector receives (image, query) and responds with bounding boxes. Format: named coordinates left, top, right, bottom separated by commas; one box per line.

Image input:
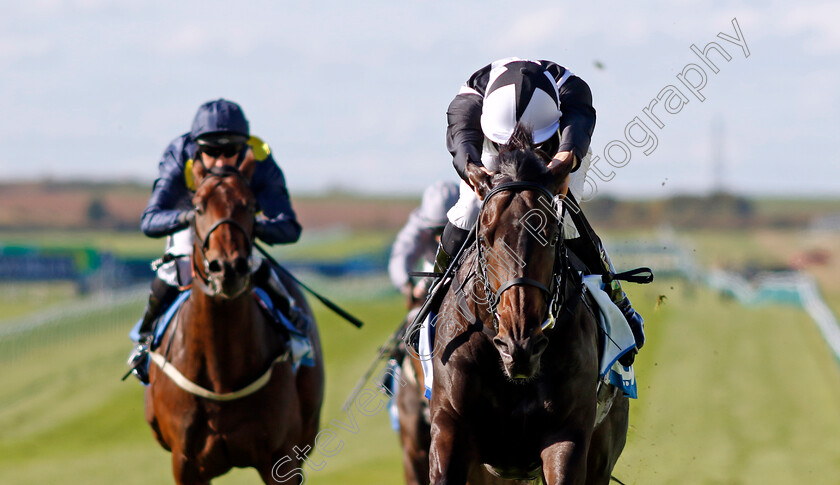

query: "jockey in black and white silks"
left=437, top=57, right=645, bottom=365
left=445, top=57, right=594, bottom=235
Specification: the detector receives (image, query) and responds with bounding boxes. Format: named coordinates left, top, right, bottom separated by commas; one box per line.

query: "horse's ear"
left=239, top=149, right=256, bottom=182
left=192, top=159, right=208, bottom=186
left=465, top=160, right=493, bottom=200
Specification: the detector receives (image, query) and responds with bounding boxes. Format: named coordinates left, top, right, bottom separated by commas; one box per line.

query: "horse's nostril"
left=493, top=337, right=512, bottom=357
left=531, top=334, right=549, bottom=356
left=207, top=260, right=223, bottom=274
left=234, top=257, right=250, bottom=275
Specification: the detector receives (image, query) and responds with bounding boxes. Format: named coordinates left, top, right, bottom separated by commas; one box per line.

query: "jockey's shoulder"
left=163, top=134, right=278, bottom=193
left=167, top=133, right=273, bottom=163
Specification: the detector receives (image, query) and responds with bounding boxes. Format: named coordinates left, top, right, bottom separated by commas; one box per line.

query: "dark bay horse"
left=144, top=157, right=324, bottom=484
left=396, top=313, right=532, bottom=485
left=427, top=130, right=628, bottom=484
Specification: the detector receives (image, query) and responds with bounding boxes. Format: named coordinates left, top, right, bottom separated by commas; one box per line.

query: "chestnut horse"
left=427, top=130, right=628, bottom=484
left=144, top=158, right=324, bottom=484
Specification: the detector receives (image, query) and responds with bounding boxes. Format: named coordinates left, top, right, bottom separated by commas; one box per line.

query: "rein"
left=149, top=167, right=292, bottom=401
left=476, top=181, right=564, bottom=332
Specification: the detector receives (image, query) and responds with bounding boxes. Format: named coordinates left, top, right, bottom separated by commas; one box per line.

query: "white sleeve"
left=388, top=212, right=432, bottom=289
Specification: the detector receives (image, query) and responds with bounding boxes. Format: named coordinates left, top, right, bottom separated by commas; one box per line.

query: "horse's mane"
left=197, top=164, right=253, bottom=206
left=495, top=124, right=551, bottom=184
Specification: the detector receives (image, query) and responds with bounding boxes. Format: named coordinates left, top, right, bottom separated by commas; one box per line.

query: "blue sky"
left=1, top=0, right=837, bottom=198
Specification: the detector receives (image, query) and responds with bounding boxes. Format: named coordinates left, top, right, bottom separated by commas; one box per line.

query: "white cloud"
left=785, top=2, right=840, bottom=53
left=14, top=0, right=123, bottom=16
left=0, top=36, right=55, bottom=64
left=0, top=0, right=837, bottom=197
left=157, top=25, right=209, bottom=56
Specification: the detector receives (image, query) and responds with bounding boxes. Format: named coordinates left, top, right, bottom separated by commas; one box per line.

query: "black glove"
left=254, top=220, right=266, bottom=240
left=177, top=209, right=195, bottom=228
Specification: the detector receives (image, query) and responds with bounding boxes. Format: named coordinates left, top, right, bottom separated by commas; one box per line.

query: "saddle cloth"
left=418, top=274, right=638, bottom=400
left=582, top=274, right=638, bottom=399
left=129, top=289, right=314, bottom=376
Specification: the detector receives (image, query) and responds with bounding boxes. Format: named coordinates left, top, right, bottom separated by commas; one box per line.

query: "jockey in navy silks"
left=126, top=99, right=304, bottom=383
left=436, top=58, right=645, bottom=365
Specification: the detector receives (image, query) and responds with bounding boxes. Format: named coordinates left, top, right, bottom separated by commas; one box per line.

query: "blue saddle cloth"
left=129, top=288, right=314, bottom=370
left=129, top=290, right=191, bottom=350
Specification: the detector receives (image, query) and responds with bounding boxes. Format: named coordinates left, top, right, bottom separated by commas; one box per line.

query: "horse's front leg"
left=171, top=452, right=210, bottom=485
left=429, top=408, right=473, bottom=484
left=540, top=433, right=591, bottom=485
left=258, top=447, right=305, bottom=485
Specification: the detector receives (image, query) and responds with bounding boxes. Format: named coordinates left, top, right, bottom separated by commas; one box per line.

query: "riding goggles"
left=200, top=144, right=243, bottom=158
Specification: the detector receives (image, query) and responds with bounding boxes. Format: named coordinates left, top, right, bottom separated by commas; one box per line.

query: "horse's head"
left=190, top=156, right=257, bottom=299
left=468, top=126, right=570, bottom=380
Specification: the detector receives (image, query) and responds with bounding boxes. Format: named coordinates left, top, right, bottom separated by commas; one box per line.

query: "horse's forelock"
left=496, top=125, right=549, bottom=184
left=198, top=171, right=253, bottom=211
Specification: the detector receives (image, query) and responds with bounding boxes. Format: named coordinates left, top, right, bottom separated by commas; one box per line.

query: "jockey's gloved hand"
left=177, top=209, right=195, bottom=227
left=254, top=220, right=267, bottom=241
left=547, top=151, right=578, bottom=177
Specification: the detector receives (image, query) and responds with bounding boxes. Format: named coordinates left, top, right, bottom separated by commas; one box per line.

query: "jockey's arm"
left=446, top=92, right=485, bottom=183
left=556, top=75, right=596, bottom=165
left=251, top=155, right=302, bottom=245
left=140, top=140, right=194, bottom=238
left=388, top=212, right=431, bottom=290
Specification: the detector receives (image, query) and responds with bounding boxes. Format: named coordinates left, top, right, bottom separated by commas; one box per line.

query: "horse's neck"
left=179, top=289, right=273, bottom=381
left=188, top=290, right=263, bottom=342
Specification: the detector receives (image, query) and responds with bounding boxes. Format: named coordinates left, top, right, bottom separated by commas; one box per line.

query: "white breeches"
left=156, top=228, right=263, bottom=287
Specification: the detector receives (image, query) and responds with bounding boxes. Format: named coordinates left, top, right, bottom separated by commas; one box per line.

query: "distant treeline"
left=0, top=182, right=837, bottom=231
left=583, top=192, right=825, bottom=230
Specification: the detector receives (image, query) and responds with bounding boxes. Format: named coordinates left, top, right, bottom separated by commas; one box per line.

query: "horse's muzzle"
left=206, top=257, right=251, bottom=299
left=493, top=333, right=548, bottom=380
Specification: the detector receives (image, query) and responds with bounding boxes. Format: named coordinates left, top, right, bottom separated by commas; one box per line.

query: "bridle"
left=476, top=181, right=565, bottom=333
left=191, top=168, right=256, bottom=297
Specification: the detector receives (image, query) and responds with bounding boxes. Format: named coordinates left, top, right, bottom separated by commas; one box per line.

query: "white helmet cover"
left=480, top=59, right=561, bottom=145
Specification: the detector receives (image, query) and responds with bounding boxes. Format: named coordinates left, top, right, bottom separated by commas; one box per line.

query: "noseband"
left=476, top=181, right=564, bottom=332
left=191, top=168, right=255, bottom=296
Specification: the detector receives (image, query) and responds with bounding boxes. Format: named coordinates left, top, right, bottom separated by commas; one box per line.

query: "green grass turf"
left=0, top=230, right=163, bottom=259
left=0, top=291, right=408, bottom=484
left=265, top=229, right=396, bottom=262
left=0, top=229, right=396, bottom=261
left=0, top=282, right=79, bottom=323
left=2, top=279, right=840, bottom=483
left=614, top=279, right=840, bottom=484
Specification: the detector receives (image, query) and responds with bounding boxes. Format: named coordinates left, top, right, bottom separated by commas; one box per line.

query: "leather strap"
left=494, top=277, right=551, bottom=302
